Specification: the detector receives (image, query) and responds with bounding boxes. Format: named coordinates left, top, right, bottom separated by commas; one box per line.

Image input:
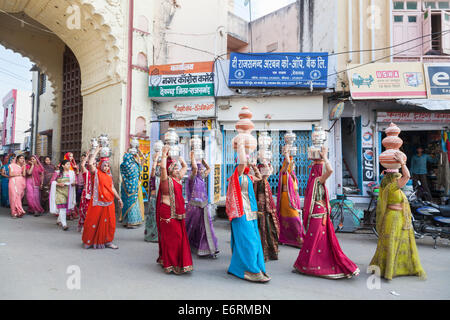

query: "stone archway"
left=0, top=0, right=126, bottom=164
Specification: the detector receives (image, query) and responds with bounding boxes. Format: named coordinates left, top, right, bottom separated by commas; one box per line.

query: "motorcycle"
left=409, top=183, right=450, bottom=249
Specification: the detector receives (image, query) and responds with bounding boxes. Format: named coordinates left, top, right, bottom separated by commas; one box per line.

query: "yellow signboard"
left=347, top=62, right=427, bottom=100
left=214, top=164, right=221, bottom=203
left=138, top=139, right=151, bottom=199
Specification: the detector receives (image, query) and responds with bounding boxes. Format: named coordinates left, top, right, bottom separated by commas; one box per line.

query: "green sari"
left=369, top=174, right=426, bottom=280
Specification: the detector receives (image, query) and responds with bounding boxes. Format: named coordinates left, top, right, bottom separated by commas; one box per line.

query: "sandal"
left=63, top=226, right=69, bottom=231
left=106, top=243, right=119, bottom=249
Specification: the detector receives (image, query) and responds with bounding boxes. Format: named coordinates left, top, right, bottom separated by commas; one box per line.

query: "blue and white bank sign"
left=424, top=63, right=450, bottom=99
left=228, top=52, right=328, bottom=88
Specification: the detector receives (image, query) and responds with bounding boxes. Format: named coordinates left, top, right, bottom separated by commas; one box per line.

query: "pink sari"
left=9, top=163, right=26, bottom=217
left=293, top=163, right=359, bottom=279
left=276, top=159, right=305, bottom=247
left=25, top=157, right=45, bottom=214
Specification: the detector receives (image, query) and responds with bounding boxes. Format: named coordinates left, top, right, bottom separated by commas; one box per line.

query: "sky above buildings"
left=0, top=0, right=295, bottom=122
left=233, top=0, right=296, bottom=21
left=0, top=45, right=32, bottom=122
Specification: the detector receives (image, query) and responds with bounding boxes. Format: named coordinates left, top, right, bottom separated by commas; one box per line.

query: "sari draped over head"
left=27, top=155, right=44, bottom=187
left=186, top=163, right=208, bottom=207
left=82, top=158, right=117, bottom=248
left=225, top=166, right=252, bottom=221
left=119, top=153, right=144, bottom=225
left=376, top=173, right=412, bottom=231
left=42, top=162, right=57, bottom=186
left=64, top=153, right=78, bottom=171
left=276, top=159, right=302, bottom=214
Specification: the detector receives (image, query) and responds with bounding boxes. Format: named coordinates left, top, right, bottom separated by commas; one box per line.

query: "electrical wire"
left=0, top=57, right=31, bottom=69
left=0, top=70, right=30, bottom=83
left=0, top=9, right=55, bottom=35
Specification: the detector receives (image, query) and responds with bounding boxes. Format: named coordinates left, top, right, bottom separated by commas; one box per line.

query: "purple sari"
left=185, top=165, right=219, bottom=257
left=276, top=158, right=305, bottom=248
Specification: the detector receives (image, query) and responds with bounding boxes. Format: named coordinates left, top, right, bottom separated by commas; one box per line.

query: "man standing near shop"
left=411, top=147, right=436, bottom=201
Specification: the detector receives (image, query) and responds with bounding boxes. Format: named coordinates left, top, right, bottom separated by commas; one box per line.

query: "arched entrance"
left=0, top=0, right=124, bottom=164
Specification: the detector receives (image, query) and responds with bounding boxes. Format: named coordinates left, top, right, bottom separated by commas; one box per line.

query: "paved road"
left=0, top=207, right=449, bottom=300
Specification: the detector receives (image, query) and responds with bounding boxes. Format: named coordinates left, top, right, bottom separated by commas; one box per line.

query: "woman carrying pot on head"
left=185, top=150, right=219, bottom=258
left=276, top=146, right=305, bottom=248
left=369, top=151, right=426, bottom=280
left=293, top=147, right=360, bottom=279
left=82, top=146, right=123, bottom=249
left=156, top=145, right=193, bottom=274
left=49, top=160, right=77, bottom=230
left=253, top=161, right=280, bottom=261
left=226, top=142, right=270, bottom=283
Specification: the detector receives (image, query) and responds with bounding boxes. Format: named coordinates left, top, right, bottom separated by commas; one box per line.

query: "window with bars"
left=61, top=46, right=83, bottom=161
left=222, top=129, right=312, bottom=197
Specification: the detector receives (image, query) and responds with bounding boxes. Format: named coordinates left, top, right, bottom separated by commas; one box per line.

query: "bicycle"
left=330, top=189, right=378, bottom=236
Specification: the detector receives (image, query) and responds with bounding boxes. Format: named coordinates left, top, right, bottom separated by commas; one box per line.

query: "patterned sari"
left=119, top=153, right=144, bottom=226
left=185, top=165, right=219, bottom=257
left=369, top=174, right=426, bottom=280
left=82, top=161, right=116, bottom=249
left=77, top=169, right=92, bottom=232
left=156, top=176, right=193, bottom=274
left=294, top=163, right=359, bottom=279
left=255, top=178, right=280, bottom=261
left=276, top=158, right=305, bottom=248
left=226, top=167, right=268, bottom=282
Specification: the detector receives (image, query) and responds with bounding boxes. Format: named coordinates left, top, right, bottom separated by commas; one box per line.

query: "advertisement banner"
left=156, top=98, right=215, bottom=120
left=424, top=63, right=450, bottom=100
left=362, top=147, right=375, bottom=182
left=214, top=164, right=221, bottom=203
left=377, top=112, right=450, bottom=123
left=138, top=139, right=151, bottom=201
left=228, top=52, right=328, bottom=88
left=348, top=62, right=427, bottom=99
left=149, top=61, right=214, bottom=98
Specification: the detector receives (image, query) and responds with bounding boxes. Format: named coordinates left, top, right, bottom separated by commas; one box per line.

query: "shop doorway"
left=379, top=128, right=449, bottom=202
left=341, top=117, right=361, bottom=195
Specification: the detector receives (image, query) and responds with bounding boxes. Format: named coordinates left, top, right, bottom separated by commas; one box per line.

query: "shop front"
left=376, top=111, right=450, bottom=202
left=148, top=61, right=219, bottom=204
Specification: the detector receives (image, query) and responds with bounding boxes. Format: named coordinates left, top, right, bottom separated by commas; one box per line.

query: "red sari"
left=81, top=167, right=116, bottom=249
left=293, top=163, right=359, bottom=279
left=63, top=153, right=79, bottom=220
left=156, top=177, right=193, bottom=274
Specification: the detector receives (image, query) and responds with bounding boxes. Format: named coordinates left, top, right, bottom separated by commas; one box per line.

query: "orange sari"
left=82, top=168, right=116, bottom=249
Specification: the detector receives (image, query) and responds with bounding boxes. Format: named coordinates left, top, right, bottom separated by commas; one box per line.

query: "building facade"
left=1, top=89, right=32, bottom=154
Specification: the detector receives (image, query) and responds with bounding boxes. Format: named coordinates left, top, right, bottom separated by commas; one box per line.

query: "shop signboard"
left=137, top=139, right=151, bottom=201
left=214, top=164, right=221, bottom=203
left=347, top=62, right=427, bottom=99
left=156, top=98, right=215, bottom=120
left=424, top=63, right=450, bottom=100
left=377, top=112, right=450, bottom=123
left=362, top=148, right=375, bottom=182
left=228, top=52, right=328, bottom=88
left=149, top=61, right=214, bottom=99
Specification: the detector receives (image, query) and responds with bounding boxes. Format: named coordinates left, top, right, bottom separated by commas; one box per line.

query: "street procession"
left=0, top=0, right=449, bottom=303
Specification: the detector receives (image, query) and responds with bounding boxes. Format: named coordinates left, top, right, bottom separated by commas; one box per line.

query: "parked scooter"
left=409, top=182, right=450, bottom=249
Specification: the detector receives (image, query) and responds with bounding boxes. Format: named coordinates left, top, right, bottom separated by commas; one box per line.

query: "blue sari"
left=1, top=161, right=11, bottom=207
left=228, top=172, right=268, bottom=282
left=119, top=153, right=144, bottom=226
